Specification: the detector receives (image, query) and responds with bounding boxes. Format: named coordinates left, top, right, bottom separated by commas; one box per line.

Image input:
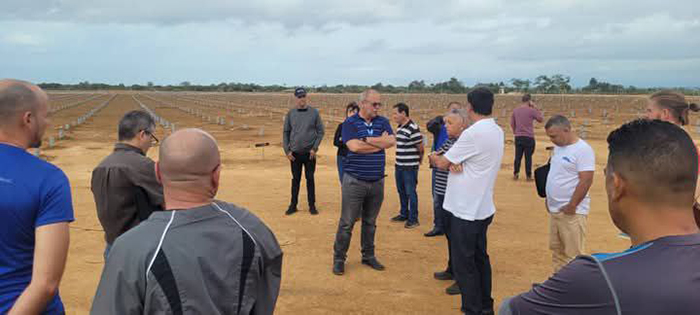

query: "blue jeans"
left=337, top=155, right=346, bottom=184
left=395, top=166, right=419, bottom=223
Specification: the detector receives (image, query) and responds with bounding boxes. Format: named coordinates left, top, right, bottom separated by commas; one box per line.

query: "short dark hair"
left=607, top=119, right=698, bottom=206
left=118, top=110, right=155, bottom=141
left=393, top=102, right=410, bottom=116
left=522, top=94, right=532, bottom=103
left=545, top=115, right=571, bottom=129
left=467, top=88, right=494, bottom=116
left=346, top=102, right=359, bottom=115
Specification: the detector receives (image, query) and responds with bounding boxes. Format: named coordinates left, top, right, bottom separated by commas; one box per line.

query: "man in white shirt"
left=431, top=88, right=504, bottom=315
left=544, top=115, right=595, bottom=272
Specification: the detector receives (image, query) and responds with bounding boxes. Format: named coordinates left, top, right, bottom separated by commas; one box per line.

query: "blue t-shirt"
left=342, top=114, right=394, bottom=181
left=0, top=144, right=74, bottom=314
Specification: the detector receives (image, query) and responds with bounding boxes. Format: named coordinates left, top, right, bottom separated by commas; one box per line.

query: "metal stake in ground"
left=255, top=142, right=270, bottom=160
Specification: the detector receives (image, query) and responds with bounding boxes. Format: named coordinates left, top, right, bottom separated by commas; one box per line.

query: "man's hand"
left=309, top=150, right=316, bottom=160
left=449, top=163, right=463, bottom=173
left=286, top=152, right=295, bottom=161
left=561, top=203, right=577, bottom=215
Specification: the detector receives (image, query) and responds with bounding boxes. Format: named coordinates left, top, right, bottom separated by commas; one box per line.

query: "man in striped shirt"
left=430, top=109, right=470, bottom=296
left=390, top=103, right=424, bottom=228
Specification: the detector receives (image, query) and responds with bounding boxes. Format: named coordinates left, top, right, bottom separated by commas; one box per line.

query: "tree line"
left=39, top=76, right=699, bottom=95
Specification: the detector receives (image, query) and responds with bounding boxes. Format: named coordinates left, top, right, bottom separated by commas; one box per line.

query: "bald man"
left=91, top=129, right=283, bottom=315
left=0, top=80, right=74, bottom=314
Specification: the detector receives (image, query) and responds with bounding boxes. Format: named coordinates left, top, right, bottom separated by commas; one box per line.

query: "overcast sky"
left=1, top=0, right=698, bottom=87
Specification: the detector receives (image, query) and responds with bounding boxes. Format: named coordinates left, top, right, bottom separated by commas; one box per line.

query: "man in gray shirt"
left=283, top=87, right=324, bottom=215
left=92, top=128, right=283, bottom=315
left=500, top=119, right=700, bottom=314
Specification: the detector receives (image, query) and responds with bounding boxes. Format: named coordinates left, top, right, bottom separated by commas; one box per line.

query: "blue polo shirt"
left=342, top=114, right=394, bottom=181
left=0, top=144, right=74, bottom=314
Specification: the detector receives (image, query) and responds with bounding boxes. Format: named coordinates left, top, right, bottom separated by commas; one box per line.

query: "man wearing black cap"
left=283, top=87, right=325, bottom=215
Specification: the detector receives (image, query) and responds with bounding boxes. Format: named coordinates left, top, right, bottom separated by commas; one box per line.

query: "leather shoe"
left=390, top=215, right=408, bottom=222
left=446, top=282, right=460, bottom=295
left=433, top=270, right=453, bottom=280
left=332, top=261, right=345, bottom=275
left=309, top=206, right=319, bottom=215
left=285, top=206, right=297, bottom=215
left=361, top=258, right=385, bottom=271
left=424, top=229, right=444, bottom=237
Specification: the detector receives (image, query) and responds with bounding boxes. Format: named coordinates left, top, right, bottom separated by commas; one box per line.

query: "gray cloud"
left=0, top=1, right=698, bottom=87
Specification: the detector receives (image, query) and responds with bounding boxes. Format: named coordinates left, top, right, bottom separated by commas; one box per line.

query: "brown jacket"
left=91, top=143, right=164, bottom=244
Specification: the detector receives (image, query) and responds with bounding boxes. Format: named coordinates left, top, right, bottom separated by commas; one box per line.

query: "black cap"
left=294, top=87, right=307, bottom=98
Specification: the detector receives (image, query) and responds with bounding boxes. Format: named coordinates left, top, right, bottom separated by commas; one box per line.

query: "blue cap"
left=294, top=87, right=307, bottom=98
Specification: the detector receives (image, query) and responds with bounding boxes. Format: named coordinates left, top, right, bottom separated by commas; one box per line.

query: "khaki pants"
left=549, top=212, right=587, bottom=272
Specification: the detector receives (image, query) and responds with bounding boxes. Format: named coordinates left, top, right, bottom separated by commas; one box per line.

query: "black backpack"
left=534, top=161, right=550, bottom=198
left=534, top=146, right=554, bottom=198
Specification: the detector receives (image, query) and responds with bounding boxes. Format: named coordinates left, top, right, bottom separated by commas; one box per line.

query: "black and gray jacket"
left=91, top=202, right=283, bottom=315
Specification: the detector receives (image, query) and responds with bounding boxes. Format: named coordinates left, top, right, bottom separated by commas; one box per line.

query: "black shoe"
left=309, top=206, right=319, bottom=215
left=361, top=258, right=385, bottom=271
left=424, top=229, right=444, bottom=237
left=433, top=270, right=453, bottom=281
left=446, top=282, right=460, bottom=295
left=332, top=261, right=345, bottom=275
left=391, top=215, right=408, bottom=222
left=285, top=206, right=298, bottom=215
left=405, top=221, right=420, bottom=229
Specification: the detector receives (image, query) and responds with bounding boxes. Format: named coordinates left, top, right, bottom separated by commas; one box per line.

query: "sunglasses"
left=365, top=101, right=382, bottom=108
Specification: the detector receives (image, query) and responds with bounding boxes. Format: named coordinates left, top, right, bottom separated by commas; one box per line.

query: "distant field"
left=43, top=91, right=700, bottom=314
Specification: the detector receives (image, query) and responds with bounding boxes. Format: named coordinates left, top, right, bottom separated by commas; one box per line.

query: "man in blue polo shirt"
left=332, top=89, right=396, bottom=276
left=500, top=119, right=700, bottom=314
left=0, top=80, right=74, bottom=314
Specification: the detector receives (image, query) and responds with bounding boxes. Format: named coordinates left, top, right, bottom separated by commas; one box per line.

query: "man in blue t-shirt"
left=332, top=89, right=395, bottom=276
left=500, top=119, right=700, bottom=315
left=0, top=80, right=74, bottom=314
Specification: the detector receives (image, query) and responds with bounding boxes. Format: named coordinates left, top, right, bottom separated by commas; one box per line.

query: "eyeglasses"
left=364, top=101, right=382, bottom=108
left=142, top=130, right=159, bottom=145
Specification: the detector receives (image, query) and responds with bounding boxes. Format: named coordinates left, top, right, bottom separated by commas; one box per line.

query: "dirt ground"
left=45, top=93, right=656, bottom=314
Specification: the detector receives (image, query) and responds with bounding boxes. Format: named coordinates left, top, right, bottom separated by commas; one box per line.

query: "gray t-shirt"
left=500, top=233, right=700, bottom=315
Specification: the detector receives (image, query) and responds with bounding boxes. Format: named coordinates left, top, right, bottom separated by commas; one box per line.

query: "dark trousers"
left=333, top=174, right=385, bottom=262
left=446, top=211, right=494, bottom=314
left=435, top=193, right=451, bottom=271
left=431, top=169, right=445, bottom=231
left=514, top=136, right=536, bottom=177
left=337, top=155, right=346, bottom=184
left=395, top=166, right=419, bottom=223
left=290, top=152, right=316, bottom=208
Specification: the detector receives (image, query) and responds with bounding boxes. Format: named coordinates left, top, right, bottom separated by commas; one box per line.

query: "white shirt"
left=546, top=139, right=595, bottom=215
left=443, top=118, right=504, bottom=221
